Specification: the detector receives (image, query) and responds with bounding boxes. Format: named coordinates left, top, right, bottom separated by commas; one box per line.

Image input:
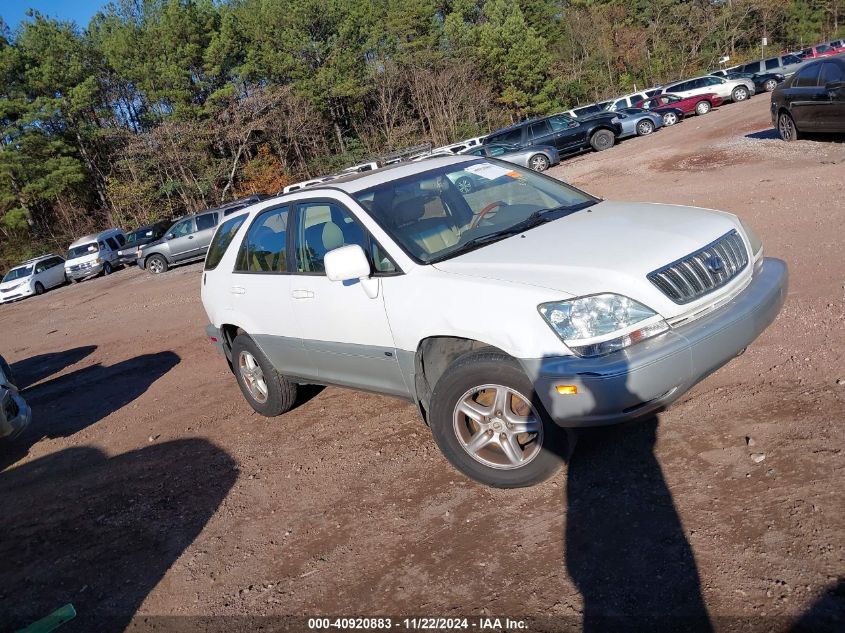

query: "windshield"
left=353, top=160, right=597, bottom=263
left=67, top=242, right=99, bottom=259
left=2, top=265, right=33, bottom=282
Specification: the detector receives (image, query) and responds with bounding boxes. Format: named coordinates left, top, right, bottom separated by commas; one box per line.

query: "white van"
left=64, top=228, right=126, bottom=282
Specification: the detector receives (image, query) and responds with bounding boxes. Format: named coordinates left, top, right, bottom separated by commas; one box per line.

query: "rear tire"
left=528, top=154, right=550, bottom=171
left=777, top=111, right=800, bottom=142
left=764, top=79, right=778, bottom=92
left=429, top=349, right=566, bottom=488
left=231, top=334, right=297, bottom=417
left=146, top=255, right=168, bottom=275
left=732, top=86, right=749, bottom=102
left=636, top=119, right=655, bottom=136
left=694, top=100, right=711, bottom=115
left=589, top=129, right=615, bottom=151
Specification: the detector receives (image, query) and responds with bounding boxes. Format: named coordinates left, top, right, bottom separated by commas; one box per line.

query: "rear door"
left=547, top=114, right=588, bottom=152
left=526, top=119, right=557, bottom=149
left=46, top=257, right=65, bottom=287
left=790, top=63, right=824, bottom=129
left=817, top=62, right=845, bottom=129
left=193, top=212, right=220, bottom=258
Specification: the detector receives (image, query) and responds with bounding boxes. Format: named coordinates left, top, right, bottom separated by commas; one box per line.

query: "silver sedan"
left=614, top=108, right=665, bottom=138
left=460, top=143, right=561, bottom=172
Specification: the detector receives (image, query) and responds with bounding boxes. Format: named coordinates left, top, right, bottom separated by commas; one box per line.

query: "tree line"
left=1, top=0, right=842, bottom=268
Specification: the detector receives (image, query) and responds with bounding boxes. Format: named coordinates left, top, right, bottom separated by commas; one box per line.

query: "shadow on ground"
left=0, top=440, right=237, bottom=632
left=11, top=345, right=96, bottom=389
left=0, top=351, right=180, bottom=471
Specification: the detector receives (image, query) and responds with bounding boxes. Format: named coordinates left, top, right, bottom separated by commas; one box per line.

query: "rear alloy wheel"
left=732, top=86, right=749, bottom=102
left=34, top=282, right=45, bottom=295
left=429, top=349, right=566, bottom=488
left=146, top=255, right=168, bottom=275
left=777, top=111, right=799, bottom=142
left=455, top=176, right=474, bottom=194
left=764, top=79, right=778, bottom=92
left=589, top=129, right=615, bottom=151
left=662, top=112, right=679, bottom=126
left=695, top=100, right=711, bottom=115
left=231, top=333, right=297, bottom=417
left=528, top=154, right=550, bottom=171
left=636, top=119, right=655, bottom=136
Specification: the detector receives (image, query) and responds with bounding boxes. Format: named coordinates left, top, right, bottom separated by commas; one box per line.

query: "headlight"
left=738, top=218, right=763, bottom=260
left=538, top=293, right=669, bottom=358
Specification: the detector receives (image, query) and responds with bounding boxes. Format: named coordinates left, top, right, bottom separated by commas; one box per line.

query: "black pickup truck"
left=483, top=112, right=623, bottom=156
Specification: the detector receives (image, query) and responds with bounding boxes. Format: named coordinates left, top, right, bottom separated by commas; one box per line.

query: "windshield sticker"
left=463, top=163, right=517, bottom=180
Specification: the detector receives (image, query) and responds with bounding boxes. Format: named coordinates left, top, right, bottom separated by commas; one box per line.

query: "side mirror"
left=165, top=233, right=174, bottom=240
left=324, top=245, right=379, bottom=299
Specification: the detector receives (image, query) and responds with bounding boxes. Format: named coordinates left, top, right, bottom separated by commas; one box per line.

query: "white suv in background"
left=0, top=254, right=66, bottom=304
left=201, top=156, right=786, bottom=488
left=661, top=75, right=755, bottom=103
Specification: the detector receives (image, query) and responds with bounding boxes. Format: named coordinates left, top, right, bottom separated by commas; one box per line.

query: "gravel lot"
left=1, top=95, right=843, bottom=632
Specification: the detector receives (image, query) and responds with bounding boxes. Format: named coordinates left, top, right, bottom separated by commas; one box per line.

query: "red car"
left=639, top=92, right=724, bottom=120
left=799, top=44, right=839, bottom=59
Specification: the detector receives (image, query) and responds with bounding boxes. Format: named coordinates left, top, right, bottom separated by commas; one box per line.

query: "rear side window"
left=765, top=58, right=779, bottom=70
left=205, top=214, right=248, bottom=270
left=783, top=55, right=802, bottom=65
left=819, top=62, right=843, bottom=85
left=487, top=128, right=522, bottom=145
left=795, top=64, right=821, bottom=87
left=235, top=208, right=289, bottom=273
left=196, top=212, right=218, bottom=231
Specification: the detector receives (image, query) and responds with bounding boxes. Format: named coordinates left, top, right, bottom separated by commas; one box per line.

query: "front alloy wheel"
left=732, top=86, right=749, bottom=101
left=529, top=154, right=550, bottom=171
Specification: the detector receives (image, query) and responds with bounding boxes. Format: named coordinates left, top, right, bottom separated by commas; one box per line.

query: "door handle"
left=188, top=235, right=194, bottom=239
left=230, top=286, right=245, bottom=295
left=291, top=289, right=315, bottom=299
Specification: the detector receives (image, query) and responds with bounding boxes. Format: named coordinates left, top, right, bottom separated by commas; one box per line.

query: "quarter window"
left=795, top=64, right=821, bottom=87
left=294, top=203, right=367, bottom=274
left=235, top=207, right=289, bottom=273
left=206, top=214, right=248, bottom=270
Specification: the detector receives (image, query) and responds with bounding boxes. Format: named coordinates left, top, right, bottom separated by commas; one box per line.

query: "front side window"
left=294, top=202, right=367, bottom=274
left=486, top=145, right=511, bottom=157
left=235, top=208, right=289, bottom=273
left=206, top=214, right=248, bottom=270
left=783, top=54, right=802, bottom=65
left=106, top=237, right=119, bottom=250
left=353, top=160, right=596, bottom=264
left=170, top=219, right=194, bottom=238
left=795, top=64, right=821, bottom=87
left=528, top=120, right=552, bottom=140
left=196, top=212, right=218, bottom=231
left=548, top=114, right=575, bottom=131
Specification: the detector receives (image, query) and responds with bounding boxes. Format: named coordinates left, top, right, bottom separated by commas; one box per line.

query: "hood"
left=0, top=277, right=30, bottom=292
left=432, top=201, right=746, bottom=317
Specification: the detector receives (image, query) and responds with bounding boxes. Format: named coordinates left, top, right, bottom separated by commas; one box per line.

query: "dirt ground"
left=1, top=95, right=843, bottom=633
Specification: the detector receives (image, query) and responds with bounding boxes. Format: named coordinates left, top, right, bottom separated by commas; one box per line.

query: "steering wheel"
left=469, top=200, right=507, bottom=230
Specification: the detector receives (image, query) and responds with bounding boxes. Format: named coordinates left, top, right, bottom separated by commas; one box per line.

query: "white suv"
left=0, top=254, right=66, bottom=304
left=201, top=156, right=787, bottom=488
left=661, top=75, right=755, bottom=102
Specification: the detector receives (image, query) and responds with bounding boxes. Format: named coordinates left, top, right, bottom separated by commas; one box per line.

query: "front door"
left=818, top=61, right=845, bottom=129
left=193, top=211, right=220, bottom=259
left=166, top=218, right=198, bottom=261
left=288, top=199, right=407, bottom=397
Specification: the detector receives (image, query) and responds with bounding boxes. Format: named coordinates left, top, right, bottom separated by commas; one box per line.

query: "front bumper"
left=522, top=257, right=787, bottom=428
left=0, top=286, right=33, bottom=304
left=0, top=388, right=31, bottom=440
left=66, top=263, right=103, bottom=280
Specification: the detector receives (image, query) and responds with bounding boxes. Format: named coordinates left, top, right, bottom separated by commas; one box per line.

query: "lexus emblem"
left=706, top=254, right=724, bottom=274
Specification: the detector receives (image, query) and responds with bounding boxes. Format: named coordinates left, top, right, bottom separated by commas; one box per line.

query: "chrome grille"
left=647, top=230, right=748, bottom=304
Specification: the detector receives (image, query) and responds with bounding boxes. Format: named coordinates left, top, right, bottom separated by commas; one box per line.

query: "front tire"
left=589, top=129, right=615, bottom=152
left=528, top=154, right=550, bottom=172
left=732, top=86, right=749, bottom=102
left=231, top=334, right=297, bottom=417
left=694, top=100, right=711, bottom=115
left=34, top=282, right=45, bottom=295
left=102, top=262, right=113, bottom=276
left=146, top=255, right=168, bottom=275
left=777, top=111, right=800, bottom=142
left=429, top=349, right=566, bottom=488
